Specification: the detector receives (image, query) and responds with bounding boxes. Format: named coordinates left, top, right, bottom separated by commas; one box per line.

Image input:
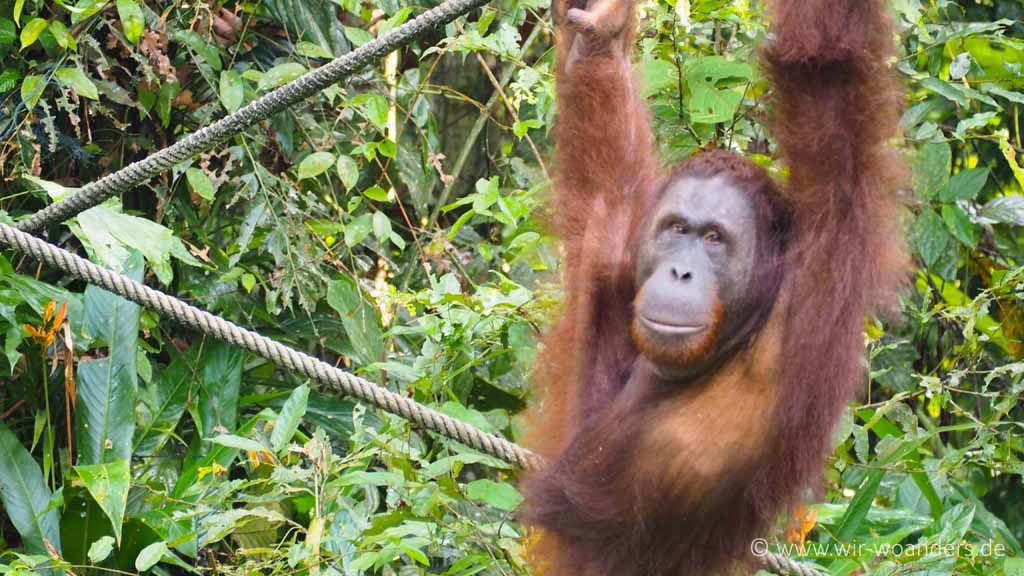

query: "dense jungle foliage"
left=0, top=0, right=1022, bottom=574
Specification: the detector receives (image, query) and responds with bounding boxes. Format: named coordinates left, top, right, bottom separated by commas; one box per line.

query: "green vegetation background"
left=0, top=0, right=1022, bottom=574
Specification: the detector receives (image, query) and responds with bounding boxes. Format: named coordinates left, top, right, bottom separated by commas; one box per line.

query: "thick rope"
left=15, top=0, right=490, bottom=234
left=0, top=223, right=538, bottom=469
left=761, top=552, right=827, bottom=576
left=0, top=222, right=824, bottom=576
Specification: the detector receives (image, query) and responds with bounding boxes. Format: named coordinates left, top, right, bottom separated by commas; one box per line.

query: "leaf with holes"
left=685, top=56, right=753, bottom=124
left=55, top=67, right=99, bottom=100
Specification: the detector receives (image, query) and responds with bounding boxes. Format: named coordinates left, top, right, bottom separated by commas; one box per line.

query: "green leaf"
left=263, top=0, right=349, bottom=55
left=357, top=93, right=390, bottom=130
left=326, top=278, right=384, bottom=365
left=402, top=545, right=429, bottom=566
left=912, top=142, right=951, bottom=198
left=344, top=214, right=372, bottom=247
left=270, top=384, right=309, bottom=452
left=55, top=67, right=99, bottom=99
left=185, top=167, right=216, bottom=200
left=363, top=185, right=390, bottom=202
left=241, top=273, right=256, bottom=292
left=88, top=535, right=116, bottom=563
left=76, top=253, right=142, bottom=465
left=69, top=0, right=110, bottom=25
left=210, top=434, right=266, bottom=453
left=834, top=469, right=884, bottom=542
left=20, top=74, right=44, bottom=108
left=258, top=62, right=307, bottom=90
left=937, top=168, right=989, bottom=202
left=920, top=77, right=999, bottom=108
left=48, top=20, right=76, bottom=50
left=298, top=151, right=336, bottom=180
left=375, top=139, right=396, bottom=159
left=134, top=345, right=202, bottom=455
left=295, top=40, right=333, bottom=58
left=372, top=211, right=391, bottom=242
left=195, top=341, right=243, bottom=437
left=74, top=202, right=202, bottom=284
left=343, top=25, right=373, bottom=47
left=0, top=18, right=16, bottom=46
left=335, top=155, right=359, bottom=191
left=13, top=0, right=24, bottom=26
left=512, top=118, right=542, bottom=138
left=0, top=422, right=61, bottom=554
left=641, top=57, right=677, bottom=97
left=174, top=30, right=221, bottom=71
left=19, top=17, right=47, bottom=50
left=115, top=0, right=144, bottom=44
left=685, top=56, right=753, bottom=124
left=136, top=541, right=170, bottom=571
left=1006, top=557, right=1024, bottom=576
left=219, top=70, right=244, bottom=112
left=912, top=210, right=951, bottom=270
left=22, top=174, right=73, bottom=201
left=75, top=459, right=130, bottom=544
left=941, top=204, right=978, bottom=247
left=0, top=69, right=19, bottom=93
left=936, top=501, right=975, bottom=542
left=465, top=479, right=523, bottom=511
left=980, top=196, right=1024, bottom=226
left=156, top=81, right=180, bottom=128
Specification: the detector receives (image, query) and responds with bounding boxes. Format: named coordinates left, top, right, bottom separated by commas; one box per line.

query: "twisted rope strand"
left=15, top=0, right=490, bottom=233
left=0, top=223, right=539, bottom=469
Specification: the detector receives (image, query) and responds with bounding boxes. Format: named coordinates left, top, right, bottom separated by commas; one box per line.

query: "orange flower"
left=784, top=505, right=818, bottom=551
left=23, top=300, right=67, bottom=348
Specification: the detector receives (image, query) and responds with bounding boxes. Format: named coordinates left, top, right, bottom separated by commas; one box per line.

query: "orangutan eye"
left=703, top=229, right=723, bottom=244
left=669, top=222, right=689, bottom=235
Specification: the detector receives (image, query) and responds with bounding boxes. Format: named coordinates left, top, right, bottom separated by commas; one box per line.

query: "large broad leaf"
left=912, top=142, right=951, bottom=198
left=937, top=167, right=989, bottom=202
left=75, top=459, right=130, bottom=544
left=134, top=345, right=203, bottom=455
left=194, top=340, right=243, bottom=438
left=0, top=422, right=61, bottom=553
left=77, top=252, right=142, bottom=465
left=326, top=278, right=384, bottom=366
left=263, top=0, right=349, bottom=57
left=73, top=201, right=201, bottom=285
left=685, top=56, right=753, bottom=124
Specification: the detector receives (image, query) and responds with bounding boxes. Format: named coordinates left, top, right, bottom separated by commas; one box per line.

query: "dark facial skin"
left=632, top=175, right=759, bottom=378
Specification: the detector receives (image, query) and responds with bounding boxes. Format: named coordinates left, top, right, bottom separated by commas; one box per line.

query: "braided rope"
left=0, top=223, right=539, bottom=469
left=15, top=0, right=490, bottom=233
left=0, top=222, right=828, bottom=575
left=760, top=552, right=827, bottom=576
